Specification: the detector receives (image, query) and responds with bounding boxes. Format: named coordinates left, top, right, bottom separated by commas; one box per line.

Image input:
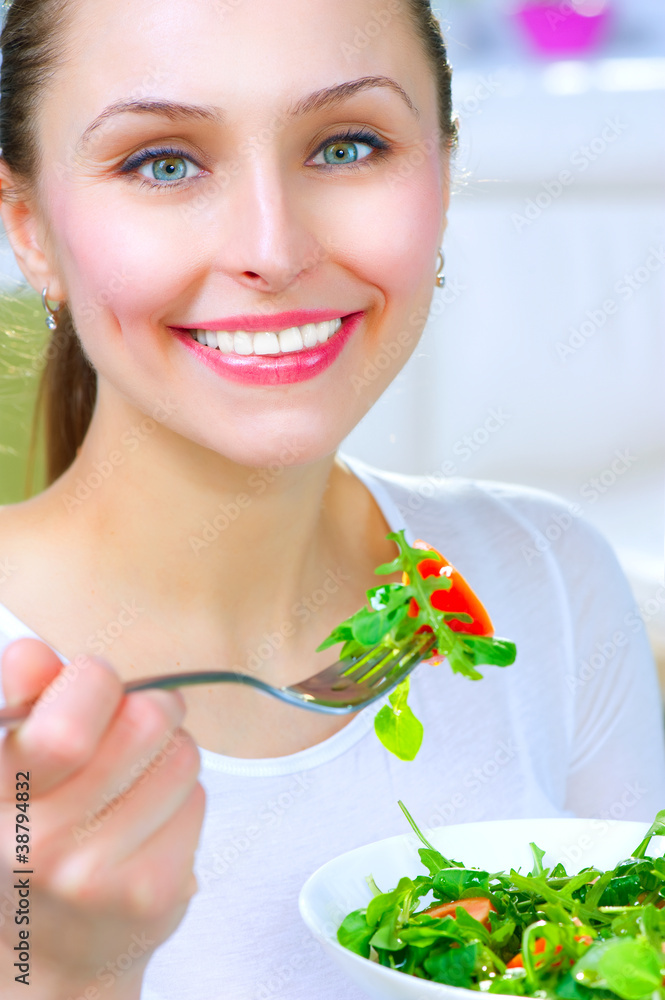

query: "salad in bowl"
left=299, top=807, right=665, bottom=1000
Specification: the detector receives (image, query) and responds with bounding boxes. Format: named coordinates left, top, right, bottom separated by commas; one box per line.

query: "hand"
left=0, top=639, right=205, bottom=999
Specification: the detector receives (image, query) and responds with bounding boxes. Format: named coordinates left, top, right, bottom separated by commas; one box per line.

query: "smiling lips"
left=189, top=317, right=343, bottom=356
left=173, top=310, right=364, bottom=386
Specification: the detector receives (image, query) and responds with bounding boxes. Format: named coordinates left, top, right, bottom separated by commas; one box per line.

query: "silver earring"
left=435, top=249, right=445, bottom=289
left=41, top=287, right=65, bottom=331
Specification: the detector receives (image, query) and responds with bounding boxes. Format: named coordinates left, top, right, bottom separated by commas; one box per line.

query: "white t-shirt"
left=1, top=456, right=664, bottom=1000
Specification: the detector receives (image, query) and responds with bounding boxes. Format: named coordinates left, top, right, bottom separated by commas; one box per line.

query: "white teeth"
left=253, top=332, right=281, bottom=355
left=278, top=327, right=304, bottom=352
left=191, top=317, right=345, bottom=355
left=301, top=323, right=319, bottom=348
left=233, top=331, right=254, bottom=355
left=216, top=331, right=235, bottom=352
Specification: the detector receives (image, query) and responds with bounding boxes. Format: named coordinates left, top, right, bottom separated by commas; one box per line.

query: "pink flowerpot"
left=514, top=2, right=612, bottom=57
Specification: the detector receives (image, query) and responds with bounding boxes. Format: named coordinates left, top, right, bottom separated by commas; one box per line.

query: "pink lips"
left=172, top=311, right=364, bottom=386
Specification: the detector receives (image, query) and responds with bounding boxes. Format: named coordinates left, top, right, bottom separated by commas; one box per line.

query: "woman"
left=0, top=0, right=662, bottom=997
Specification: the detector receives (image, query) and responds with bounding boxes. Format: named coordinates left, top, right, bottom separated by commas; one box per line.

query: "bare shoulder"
left=0, top=492, right=67, bottom=602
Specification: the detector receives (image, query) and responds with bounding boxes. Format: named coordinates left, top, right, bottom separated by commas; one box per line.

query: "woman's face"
left=31, top=0, right=449, bottom=467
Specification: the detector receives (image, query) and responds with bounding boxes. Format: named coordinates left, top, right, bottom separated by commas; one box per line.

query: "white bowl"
left=299, top=817, right=660, bottom=1000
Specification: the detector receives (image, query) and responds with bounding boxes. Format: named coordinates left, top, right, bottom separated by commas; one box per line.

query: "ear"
left=0, top=160, right=66, bottom=301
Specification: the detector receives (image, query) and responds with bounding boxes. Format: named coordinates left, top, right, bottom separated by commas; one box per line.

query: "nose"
left=204, top=157, right=325, bottom=296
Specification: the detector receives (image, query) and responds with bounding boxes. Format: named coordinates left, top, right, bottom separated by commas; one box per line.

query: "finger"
left=1, top=655, right=126, bottom=795
left=1, top=638, right=65, bottom=706
left=37, top=687, right=190, bottom=836
left=51, top=723, right=201, bottom=869
left=117, top=781, right=206, bottom=923
left=50, top=780, right=206, bottom=923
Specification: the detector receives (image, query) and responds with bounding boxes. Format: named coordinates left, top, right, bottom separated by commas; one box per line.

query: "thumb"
left=1, top=638, right=66, bottom=707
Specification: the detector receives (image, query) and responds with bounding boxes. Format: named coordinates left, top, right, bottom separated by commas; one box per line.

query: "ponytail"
left=0, top=0, right=92, bottom=487
left=33, top=305, right=97, bottom=485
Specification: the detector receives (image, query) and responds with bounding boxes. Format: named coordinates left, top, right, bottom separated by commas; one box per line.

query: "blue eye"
left=314, top=140, right=373, bottom=166
left=135, top=153, right=201, bottom=183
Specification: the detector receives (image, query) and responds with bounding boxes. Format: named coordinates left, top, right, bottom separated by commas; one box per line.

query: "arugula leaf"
left=317, top=530, right=516, bottom=680
left=432, top=867, right=491, bottom=901
left=338, top=805, right=665, bottom=997
left=397, top=800, right=464, bottom=872
left=399, top=914, right=468, bottom=949
left=633, top=809, right=665, bottom=859
left=337, top=909, right=374, bottom=958
left=571, top=937, right=664, bottom=1000
left=374, top=678, right=423, bottom=761
left=317, top=529, right=517, bottom=759
left=424, top=941, right=479, bottom=987
left=529, top=843, right=548, bottom=878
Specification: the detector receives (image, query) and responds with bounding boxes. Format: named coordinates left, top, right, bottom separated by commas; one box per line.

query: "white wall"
left=343, top=19, right=665, bottom=649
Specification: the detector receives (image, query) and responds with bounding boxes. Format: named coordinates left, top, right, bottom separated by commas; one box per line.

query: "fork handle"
left=0, top=671, right=273, bottom=730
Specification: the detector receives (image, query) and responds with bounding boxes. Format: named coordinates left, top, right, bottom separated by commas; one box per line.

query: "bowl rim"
left=299, top=816, right=656, bottom=998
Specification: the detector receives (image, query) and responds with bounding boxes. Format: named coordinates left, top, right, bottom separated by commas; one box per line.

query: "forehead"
left=46, top=0, right=430, bottom=132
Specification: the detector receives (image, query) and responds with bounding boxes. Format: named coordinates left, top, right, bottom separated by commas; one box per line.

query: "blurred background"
left=0, top=0, right=664, bottom=666
left=343, top=0, right=665, bottom=675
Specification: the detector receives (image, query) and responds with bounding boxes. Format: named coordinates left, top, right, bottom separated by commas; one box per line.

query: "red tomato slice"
left=403, top=539, right=494, bottom=637
left=506, top=935, right=593, bottom=970
left=423, top=897, right=496, bottom=928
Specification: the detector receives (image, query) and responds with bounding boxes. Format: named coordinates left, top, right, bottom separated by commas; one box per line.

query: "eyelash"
left=311, top=127, right=391, bottom=170
left=119, top=127, right=391, bottom=190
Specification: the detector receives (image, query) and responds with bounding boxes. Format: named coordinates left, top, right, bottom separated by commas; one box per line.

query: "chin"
left=183, top=415, right=349, bottom=472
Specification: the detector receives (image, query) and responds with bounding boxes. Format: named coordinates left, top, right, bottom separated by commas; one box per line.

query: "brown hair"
left=0, top=0, right=456, bottom=487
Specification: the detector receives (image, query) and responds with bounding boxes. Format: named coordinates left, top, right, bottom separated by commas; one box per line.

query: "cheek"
left=46, top=187, right=196, bottom=336
left=314, top=156, right=443, bottom=304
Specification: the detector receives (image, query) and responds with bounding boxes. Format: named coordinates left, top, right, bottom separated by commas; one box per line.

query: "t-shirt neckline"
left=0, top=455, right=409, bottom=777
left=201, top=453, right=409, bottom=776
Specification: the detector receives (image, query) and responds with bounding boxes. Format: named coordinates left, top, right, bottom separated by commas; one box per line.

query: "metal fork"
left=0, top=632, right=437, bottom=727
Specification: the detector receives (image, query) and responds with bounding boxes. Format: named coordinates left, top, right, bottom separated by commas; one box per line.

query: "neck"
left=40, top=388, right=387, bottom=666
left=10, top=389, right=398, bottom=755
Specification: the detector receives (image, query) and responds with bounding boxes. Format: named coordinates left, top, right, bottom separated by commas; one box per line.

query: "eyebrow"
left=291, top=75, right=419, bottom=119
left=76, top=76, right=419, bottom=152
